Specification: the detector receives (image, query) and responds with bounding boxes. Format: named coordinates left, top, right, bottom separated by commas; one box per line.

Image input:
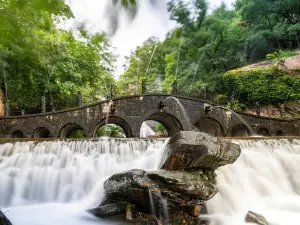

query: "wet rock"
left=134, top=212, right=159, bottom=225
left=0, top=210, right=12, bottom=225
left=169, top=210, right=210, bottom=225
left=245, top=211, right=269, bottom=225
left=148, top=170, right=218, bottom=202
left=101, top=169, right=217, bottom=216
left=103, top=169, right=155, bottom=213
left=160, top=131, right=241, bottom=170
left=88, top=202, right=128, bottom=217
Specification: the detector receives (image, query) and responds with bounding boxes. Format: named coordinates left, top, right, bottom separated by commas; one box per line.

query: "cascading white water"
left=140, top=122, right=156, bottom=138
left=1, top=138, right=300, bottom=225
left=0, top=138, right=167, bottom=225
left=206, top=139, right=300, bottom=225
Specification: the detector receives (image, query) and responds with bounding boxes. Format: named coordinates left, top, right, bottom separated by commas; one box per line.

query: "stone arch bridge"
left=0, top=95, right=299, bottom=138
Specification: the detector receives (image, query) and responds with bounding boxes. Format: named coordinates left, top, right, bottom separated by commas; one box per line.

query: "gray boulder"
left=160, top=131, right=241, bottom=170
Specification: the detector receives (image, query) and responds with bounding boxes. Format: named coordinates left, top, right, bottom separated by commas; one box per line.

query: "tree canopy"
left=0, top=0, right=115, bottom=113
left=2, top=0, right=300, bottom=115
left=118, top=0, right=300, bottom=107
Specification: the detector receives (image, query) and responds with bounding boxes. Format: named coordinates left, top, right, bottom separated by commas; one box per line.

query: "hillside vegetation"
left=118, top=0, right=300, bottom=118
left=1, top=0, right=300, bottom=118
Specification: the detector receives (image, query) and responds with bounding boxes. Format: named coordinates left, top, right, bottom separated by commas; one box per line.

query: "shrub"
left=223, top=67, right=300, bottom=105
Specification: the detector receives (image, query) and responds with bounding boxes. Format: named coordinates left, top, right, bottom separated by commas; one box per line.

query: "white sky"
left=64, top=0, right=235, bottom=76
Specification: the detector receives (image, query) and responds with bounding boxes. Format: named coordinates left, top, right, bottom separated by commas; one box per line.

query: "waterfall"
left=206, top=139, right=300, bottom=225
left=140, top=122, right=156, bottom=138
left=0, top=138, right=299, bottom=225
left=0, top=138, right=166, bottom=208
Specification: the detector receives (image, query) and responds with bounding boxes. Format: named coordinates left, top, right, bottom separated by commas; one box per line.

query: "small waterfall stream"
left=0, top=138, right=299, bottom=225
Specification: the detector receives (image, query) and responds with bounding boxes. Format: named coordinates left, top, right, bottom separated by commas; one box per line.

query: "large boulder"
left=92, top=168, right=217, bottom=221
left=0, top=210, right=12, bottom=225
left=160, top=131, right=241, bottom=170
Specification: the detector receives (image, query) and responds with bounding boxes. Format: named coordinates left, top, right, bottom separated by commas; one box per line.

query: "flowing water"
left=0, top=138, right=300, bottom=225
left=206, top=139, right=300, bottom=225
left=162, top=96, right=192, bottom=129
left=0, top=138, right=166, bottom=225
left=140, top=122, right=156, bottom=138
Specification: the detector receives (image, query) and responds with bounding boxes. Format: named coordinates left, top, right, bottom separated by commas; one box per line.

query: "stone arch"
left=93, top=116, right=132, bottom=138
left=141, top=112, right=183, bottom=137
left=33, top=127, right=51, bottom=138
left=257, top=127, right=270, bottom=136
left=11, top=130, right=24, bottom=138
left=59, top=123, right=86, bottom=138
left=276, top=130, right=284, bottom=136
left=231, top=124, right=250, bottom=137
left=194, top=117, right=224, bottom=137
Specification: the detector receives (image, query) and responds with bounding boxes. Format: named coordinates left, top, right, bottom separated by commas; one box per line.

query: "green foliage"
left=266, top=50, right=296, bottom=60
left=119, top=2, right=246, bottom=98
left=155, top=123, right=167, bottom=133
left=215, top=94, right=228, bottom=105
left=117, top=37, right=165, bottom=95
left=119, top=0, right=300, bottom=106
left=0, top=0, right=115, bottom=111
left=226, top=100, right=244, bottom=111
left=224, top=67, right=300, bottom=104
left=96, top=124, right=126, bottom=138
left=236, top=0, right=300, bottom=61
left=68, top=129, right=86, bottom=138
left=3, top=0, right=300, bottom=112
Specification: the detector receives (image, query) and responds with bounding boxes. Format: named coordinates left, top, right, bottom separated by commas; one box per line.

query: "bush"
left=223, top=67, right=300, bottom=105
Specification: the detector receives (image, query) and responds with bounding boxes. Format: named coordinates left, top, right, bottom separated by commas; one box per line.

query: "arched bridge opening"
left=141, top=112, right=183, bottom=137
left=11, top=130, right=24, bottom=138
left=60, top=123, right=86, bottom=138
left=33, top=127, right=51, bottom=138
left=194, top=117, right=224, bottom=137
left=257, top=127, right=270, bottom=136
left=140, top=121, right=168, bottom=138
left=231, top=124, right=250, bottom=137
left=93, top=116, right=132, bottom=138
